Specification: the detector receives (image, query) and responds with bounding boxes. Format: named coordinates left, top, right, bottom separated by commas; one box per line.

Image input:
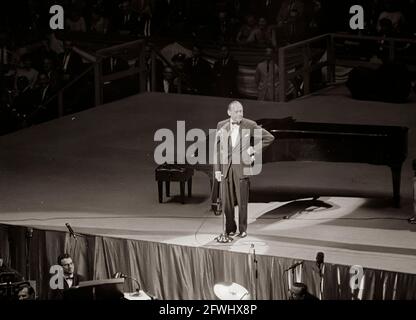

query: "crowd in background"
left=1, top=0, right=416, bottom=135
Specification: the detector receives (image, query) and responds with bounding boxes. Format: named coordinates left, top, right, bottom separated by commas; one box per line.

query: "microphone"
left=114, top=272, right=141, bottom=291
left=65, top=223, right=77, bottom=239
left=316, top=251, right=324, bottom=276
left=251, top=244, right=258, bottom=279
left=26, top=228, right=33, bottom=238
left=114, top=272, right=128, bottom=279
left=284, top=261, right=304, bottom=272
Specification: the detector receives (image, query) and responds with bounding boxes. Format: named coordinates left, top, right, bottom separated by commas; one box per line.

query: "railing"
left=95, top=39, right=147, bottom=104
left=278, top=33, right=416, bottom=102
left=278, top=34, right=334, bottom=102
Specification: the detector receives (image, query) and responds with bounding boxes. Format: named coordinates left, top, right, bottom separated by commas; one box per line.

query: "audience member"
left=115, top=0, right=142, bottom=36
left=65, top=9, right=87, bottom=32
left=236, top=15, right=257, bottom=44
left=212, top=45, right=239, bottom=97
left=254, top=47, right=279, bottom=101
left=184, top=44, right=212, bottom=95
left=15, top=54, right=39, bottom=89
left=90, top=9, right=109, bottom=34
left=17, top=285, right=36, bottom=300
left=276, top=0, right=306, bottom=43
left=59, top=40, right=84, bottom=81
left=377, top=0, right=406, bottom=35
left=246, top=17, right=274, bottom=46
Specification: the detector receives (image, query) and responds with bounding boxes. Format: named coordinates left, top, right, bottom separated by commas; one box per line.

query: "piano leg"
left=390, top=164, right=402, bottom=208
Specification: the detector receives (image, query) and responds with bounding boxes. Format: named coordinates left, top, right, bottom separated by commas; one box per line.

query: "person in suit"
left=212, top=45, right=239, bottom=98
left=31, top=72, right=57, bottom=124
left=59, top=40, right=84, bottom=82
left=249, top=0, right=280, bottom=25
left=11, top=76, right=36, bottom=128
left=157, top=66, right=179, bottom=93
left=115, top=0, right=142, bottom=36
left=289, top=282, right=319, bottom=300
left=213, top=101, right=275, bottom=238
left=49, top=253, right=85, bottom=300
left=254, top=47, right=279, bottom=101
left=184, top=44, right=212, bottom=96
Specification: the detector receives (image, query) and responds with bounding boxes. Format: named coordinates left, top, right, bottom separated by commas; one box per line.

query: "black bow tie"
left=231, top=121, right=240, bottom=125
left=65, top=275, right=74, bottom=280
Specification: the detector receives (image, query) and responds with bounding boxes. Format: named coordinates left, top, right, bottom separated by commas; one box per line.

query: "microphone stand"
left=215, top=175, right=233, bottom=243
left=123, top=275, right=141, bottom=292
left=25, top=228, right=33, bottom=280
left=250, top=244, right=258, bottom=300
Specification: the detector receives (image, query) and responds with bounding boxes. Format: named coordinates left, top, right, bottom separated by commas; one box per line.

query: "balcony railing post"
left=94, top=58, right=103, bottom=106
left=327, top=34, right=336, bottom=84
left=58, top=91, right=63, bottom=117
left=278, top=47, right=286, bottom=102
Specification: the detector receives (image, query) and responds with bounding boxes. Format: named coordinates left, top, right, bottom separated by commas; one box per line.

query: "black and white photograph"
left=1, top=0, right=416, bottom=311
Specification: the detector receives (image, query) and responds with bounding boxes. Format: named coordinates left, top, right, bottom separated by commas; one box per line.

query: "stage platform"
left=1, top=87, right=416, bottom=299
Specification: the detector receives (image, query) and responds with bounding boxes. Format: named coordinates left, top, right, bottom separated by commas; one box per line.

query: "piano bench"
left=155, top=164, right=194, bottom=204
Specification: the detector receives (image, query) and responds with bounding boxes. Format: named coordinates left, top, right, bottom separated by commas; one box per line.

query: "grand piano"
left=191, top=118, right=408, bottom=208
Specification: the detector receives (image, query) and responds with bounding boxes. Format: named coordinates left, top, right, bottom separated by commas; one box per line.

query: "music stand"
left=63, top=278, right=125, bottom=300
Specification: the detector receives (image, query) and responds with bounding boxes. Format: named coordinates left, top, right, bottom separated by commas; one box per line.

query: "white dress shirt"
left=229, top=120, right=240, bottom=148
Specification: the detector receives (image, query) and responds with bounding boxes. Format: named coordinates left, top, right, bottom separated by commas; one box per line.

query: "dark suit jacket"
left=49, top=273, right=85, bottom=300
left=212, top=57, right=239, bottom=97
left=184, top=57, right=212, bottom=95
left=213, top=118, right=275, bottom=179
left=59, top=51, right=84, bottom=78
left=211, top=117, right=275, bottom=206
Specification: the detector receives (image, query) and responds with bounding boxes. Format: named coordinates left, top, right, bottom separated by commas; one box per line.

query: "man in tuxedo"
left=213, top=101, right=275, bottom=238
left=212, top=45, right=239, bottom=98
left=49, top=253, right=85, bottom=300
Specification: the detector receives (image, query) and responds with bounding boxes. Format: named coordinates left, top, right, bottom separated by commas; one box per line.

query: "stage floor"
left=1, top=88, right=416, bottom=275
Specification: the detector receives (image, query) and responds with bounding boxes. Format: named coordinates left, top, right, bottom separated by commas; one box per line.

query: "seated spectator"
left=17, top=285, right=36, bottom=300
left=65, top=10, right=87, bottom=32
left=90, top=9, right=109, bottom=34
left=212, top=45, right=239, bottom=97
left=254, top=47, right=279, bottom=101
left=249, top=0, right=280, bottom=25
left=184, top=44, right=212, bottom=96
left=246, top=17, right=274, bottom=46
left=276, top=0, right=306, bottom=43
left=158, top=66, right=180, bottom=93
left=213, top=11, right=237, bottom=43
left=236, top=15, right=257, bottom=44
left=377, top=0, right=406, bottom=35
left=15, top=54, right=38, bottom=89
left=115, top=0, right=142, bottom=36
